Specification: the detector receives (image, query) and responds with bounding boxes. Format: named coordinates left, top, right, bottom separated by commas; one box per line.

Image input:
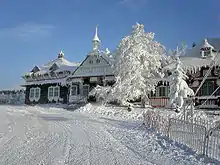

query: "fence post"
left=167, top=118, right=172, bottom=138
left=203, top=127, right=208, bottom=156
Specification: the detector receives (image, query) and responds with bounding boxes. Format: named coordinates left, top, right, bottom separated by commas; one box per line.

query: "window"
left=96, top=59, right=100, bottom=63
left=201, top=50, right=211, bottom=58
left=49, top=63, right=59, bottom=71
left=71, top=85, right=77, bottom=96
left=48, top=86, right=60, bottom=101
left=201, top=81, right=214, bottom=96
left=83, top=85, right=90, bottom=96
left=35, top=88, right=40, bottom=98
left=89, top=60, right=93, bottom=64
left=29, top=87, right=41, bottom=101
left=48, top=87, right=53, bottom=97
left=156, top=86, right=169, bottom=97
left=30, top=88, right=35, bottom=98
left=54, top=87, right=59, bottom=97
left=159, top=86, right=166, bottom=97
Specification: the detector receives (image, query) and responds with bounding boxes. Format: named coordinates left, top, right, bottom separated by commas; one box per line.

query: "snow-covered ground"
left=0, top=104, right=218, bottom=165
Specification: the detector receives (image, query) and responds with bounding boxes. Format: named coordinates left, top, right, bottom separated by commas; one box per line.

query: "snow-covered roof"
left=23, top=51, right=80, bottom=83
left=163, top=38, right=220, bottom=73
left=163, top=55, right=220, bottom=74
left=186, top=38, right=220, bottom=58
left=26, top=52, right=80, bottom=76
left=38, top=58, right=79, bottom=74
left=181, top=56, right=219, bottom=71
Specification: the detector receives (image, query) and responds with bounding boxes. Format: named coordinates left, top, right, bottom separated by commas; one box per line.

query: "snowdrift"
left=76, top=103, right=144, bottom=120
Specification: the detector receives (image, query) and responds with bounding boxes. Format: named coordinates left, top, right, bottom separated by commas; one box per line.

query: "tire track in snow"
left=103, top=126, right=158, bottom=165
left=80, top=119, right=120, bottom=165
left=54, top=120, right=73, bottom=165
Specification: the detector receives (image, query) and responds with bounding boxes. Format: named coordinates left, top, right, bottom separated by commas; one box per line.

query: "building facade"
left=153, top=38, right=220, bottom=108
left=22, top=51, right=79, bottom=104
left=22, top=27, right=115, bottom=105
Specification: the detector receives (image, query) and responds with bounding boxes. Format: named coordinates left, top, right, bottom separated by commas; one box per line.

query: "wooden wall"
left=25, top=84, right=68, bottom=105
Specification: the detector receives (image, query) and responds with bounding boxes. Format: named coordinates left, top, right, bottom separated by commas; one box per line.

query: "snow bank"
left=76, top=103, right=144, bottom=120
left=143, top=108, right=179, bottom=136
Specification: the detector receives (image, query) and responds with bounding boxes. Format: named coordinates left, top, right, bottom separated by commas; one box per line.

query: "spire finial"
left=92, top=25, right=100, bottom=51
left=93, top=25, right=100, bottom=42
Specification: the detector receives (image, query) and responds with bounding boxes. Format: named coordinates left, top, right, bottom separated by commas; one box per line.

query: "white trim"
left=90, top=77, right=98, bottom=82
left=47, top=86, right=60, bottom=102
left=71, top=78, right=82, bottom=83
left=104, top=76, right=114, bottom=81
left=29, top=87, right=41, bottom=102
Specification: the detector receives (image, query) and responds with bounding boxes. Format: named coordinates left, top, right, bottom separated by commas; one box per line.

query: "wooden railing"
left=149, top=97, right=169, bottom=107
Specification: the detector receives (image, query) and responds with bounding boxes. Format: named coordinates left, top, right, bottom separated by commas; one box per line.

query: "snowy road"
left=0, top=105, right=215, bottom=165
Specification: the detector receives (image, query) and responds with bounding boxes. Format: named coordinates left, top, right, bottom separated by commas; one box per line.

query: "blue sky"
left=0, top=0, right=219, bottom=89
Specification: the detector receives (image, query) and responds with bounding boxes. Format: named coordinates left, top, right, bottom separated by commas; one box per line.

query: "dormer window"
left=31, top=66, right=40, bottom=73
left=201, top=50, right=211, bottom=58
left=49, top=63, right=59, bottom=71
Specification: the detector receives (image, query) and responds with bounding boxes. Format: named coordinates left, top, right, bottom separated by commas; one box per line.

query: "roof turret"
left=200, top=39, right=214, bottom=51
left=58, top=50, right=64, bottom=59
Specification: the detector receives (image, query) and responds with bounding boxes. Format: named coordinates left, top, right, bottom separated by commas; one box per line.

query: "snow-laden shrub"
left=0, top=91, right=25, bottom=105
left=143, top=110, right=171, bottom=136
left=89, top=85, right=112, bottom=103
left=77, top=103, right=144, bottom=120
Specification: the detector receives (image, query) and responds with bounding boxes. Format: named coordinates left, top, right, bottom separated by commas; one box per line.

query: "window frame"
left=48, top=86, right=60, bottom=102
left=82, top=85, right=90, bottom=96
left=29, top=87, right=41, bottom=102
left=30, top=88, right=35, bottom=98
left=201, top=81, right=214, bottom=96
left=159, top=86, right=166, bottom=97
left=70, top=85, right=78, bottom=96
left=156, top=85, right=169, bottom=98
left=54, top=86, right=59, bottom=97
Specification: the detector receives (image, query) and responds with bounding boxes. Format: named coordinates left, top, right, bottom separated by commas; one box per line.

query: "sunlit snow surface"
left=0, top=104, right=217, bottom=165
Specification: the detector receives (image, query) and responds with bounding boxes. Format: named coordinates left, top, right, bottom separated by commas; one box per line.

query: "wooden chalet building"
left=22, top=51, right=79, bottom=104
left=22, top=27, right=115, bottom=105
left=153, top=38, right=220, bottom=108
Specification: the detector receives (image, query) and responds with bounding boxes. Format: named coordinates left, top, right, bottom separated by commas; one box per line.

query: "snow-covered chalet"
left=22, top=27, right=115, bottom=105
left=153, top=38, right=220, bottom=108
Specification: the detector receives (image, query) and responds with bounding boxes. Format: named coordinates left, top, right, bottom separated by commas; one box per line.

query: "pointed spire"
left=93, top=25, right=100, bottom=42
left=58, top=50, right=64, bottom=59
left=92, top=25, right=101, bottom=51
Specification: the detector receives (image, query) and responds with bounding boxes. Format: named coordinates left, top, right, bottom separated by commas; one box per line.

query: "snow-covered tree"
left=168, top=56, right=194, bottom=112
left=109, top=23, right=166, bottom=106
left=167, top=43, right=187, bottom=57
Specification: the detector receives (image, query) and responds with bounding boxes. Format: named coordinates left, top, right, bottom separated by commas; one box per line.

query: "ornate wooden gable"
left=31, top=66, right=40, bottom=73
left=72, top=55, right=113, bottom=77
